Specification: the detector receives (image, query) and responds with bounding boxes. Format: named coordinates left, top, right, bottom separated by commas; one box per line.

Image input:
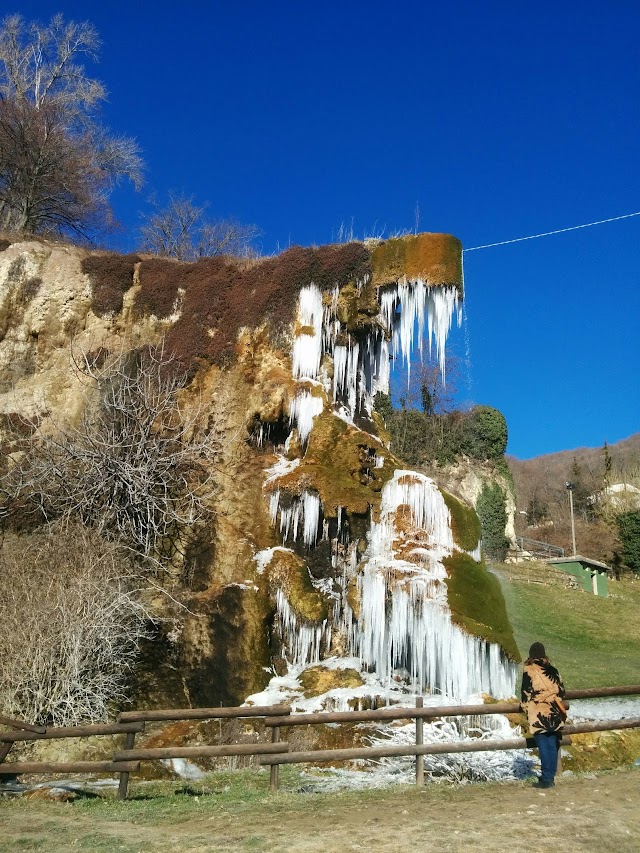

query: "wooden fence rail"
left=117, top=704, right=291, bottom=724
left=0, top=716, right=46, bottom=734
left=1, top=685, right=639, bottom=799
left=0, top=761, right=140, bottom=775
left=259, top=735, right=574, bottom=767
left=0, top=722, right=144, bottom=743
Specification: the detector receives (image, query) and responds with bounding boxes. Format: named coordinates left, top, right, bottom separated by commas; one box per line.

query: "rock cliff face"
left=423, top=459, right=517, bottom=544
left=0, top=233, right=518, bottom=711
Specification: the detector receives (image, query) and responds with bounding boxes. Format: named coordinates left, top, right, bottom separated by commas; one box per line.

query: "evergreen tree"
left=476, top=482, right=510, bottom=562
left=602, top=441, right=613, bottom=493
left=616, top=511, right=640, bottom=574
left=568, top=457, right=593, bottom=521
left=373, top=392, right=393, bottom=423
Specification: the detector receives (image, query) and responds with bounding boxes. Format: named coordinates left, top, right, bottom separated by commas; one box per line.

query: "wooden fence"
left=1, top=686, right=639, bottom=799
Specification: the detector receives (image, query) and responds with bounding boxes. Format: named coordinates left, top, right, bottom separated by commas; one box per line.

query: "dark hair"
left=528, top=642, right=546, bottom=659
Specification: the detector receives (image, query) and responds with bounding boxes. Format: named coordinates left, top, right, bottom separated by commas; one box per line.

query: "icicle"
left=275, top=587, right=327, bottom=666
left=332, top=345, right=348, bottom=402
left=269, top=490, right=321, bottom=547
left=347, top=470, right=515, bottom=699
left=289, top=390, right=323, bottom=443
left=302, top=492, right=321, bottom=546
left=292, top=285, right=324, bottom=380
left=379, top=281, right=459, bottom=383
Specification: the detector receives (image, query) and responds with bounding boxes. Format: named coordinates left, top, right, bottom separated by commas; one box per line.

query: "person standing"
left=520, top=642, right=566, bottom=789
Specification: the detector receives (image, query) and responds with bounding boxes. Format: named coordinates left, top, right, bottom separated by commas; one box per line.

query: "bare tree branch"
left=0, top=340, right=220, bottom=569
left=0, top=524, right=149, bottom=726
left=139, top=192, right=261, bottom=260
left=0, top=13, right=143, bottom=238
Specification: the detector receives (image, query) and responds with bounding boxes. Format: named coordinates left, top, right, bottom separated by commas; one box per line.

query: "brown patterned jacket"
left=520, top=657, right=566, bottom=734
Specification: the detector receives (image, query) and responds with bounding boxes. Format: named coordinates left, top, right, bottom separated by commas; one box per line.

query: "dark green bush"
left=461, top=406, right=508, bottom=459
left=386, top=404, right=509, bottom=467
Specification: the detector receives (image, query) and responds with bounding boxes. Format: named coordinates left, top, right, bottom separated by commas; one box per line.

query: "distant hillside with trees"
left=508, top=433, right=640, bottom=572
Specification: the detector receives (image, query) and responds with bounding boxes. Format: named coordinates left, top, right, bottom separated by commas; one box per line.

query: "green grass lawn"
left=495, top=569, right=640, bottom=689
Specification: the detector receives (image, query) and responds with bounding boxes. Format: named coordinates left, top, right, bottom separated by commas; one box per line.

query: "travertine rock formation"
left=0, top=233, right=518, bottom=711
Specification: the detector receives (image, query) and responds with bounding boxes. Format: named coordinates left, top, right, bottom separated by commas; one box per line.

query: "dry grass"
left=1, top=767, right=639, bottom=852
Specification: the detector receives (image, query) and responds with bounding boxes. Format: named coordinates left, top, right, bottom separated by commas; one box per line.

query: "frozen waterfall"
left=350, top=471, right=516, bottom=698
left=265, top=267, right=515, bottom=703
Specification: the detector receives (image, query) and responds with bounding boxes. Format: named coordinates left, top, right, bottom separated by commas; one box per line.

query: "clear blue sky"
left=16, top=1, right=640, bottom=459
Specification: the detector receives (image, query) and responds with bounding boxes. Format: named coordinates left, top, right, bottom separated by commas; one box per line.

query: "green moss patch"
left=268, top=549, right=328, bottom=623
left=443, top=552, right=520, bottom=662
left=566, top=730, right=640, bottom=772
left=275, top=409, right=397, bottom=518
left=441, top=491, right=481, bottom=552
left=299, top=665, right=364, bottom=697
left=371, top=233, right=463, bottom=293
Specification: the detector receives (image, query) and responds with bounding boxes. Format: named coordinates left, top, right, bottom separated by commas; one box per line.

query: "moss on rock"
left=273, top=409, right=397, bottom=519
left=268, top=549, right=328, bottom=622
left=565, top=730, right=640, bottom=772
left=299, top=665, right=364, bottom=697
left=334, top=279, right=380, bottom=333
left=443, top=552, right=520, bottom=662
left=441, top=490, right=481, bottom=552
left=371, top=233, right=463, bottom=292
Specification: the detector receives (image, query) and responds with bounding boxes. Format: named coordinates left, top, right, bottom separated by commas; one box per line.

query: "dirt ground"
left=1, top=768, right=639, bottom=853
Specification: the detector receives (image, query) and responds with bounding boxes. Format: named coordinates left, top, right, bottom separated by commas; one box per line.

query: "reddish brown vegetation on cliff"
left=81, top=253, right=140, bottom=316
left=132, top=242, right=371, bottom=367
left=82, top=252, right=140, bottom=317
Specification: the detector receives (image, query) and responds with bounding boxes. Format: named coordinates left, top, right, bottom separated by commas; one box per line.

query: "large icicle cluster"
left=379, top=280, right=461, bottom=381
left=347, top=471, right=515, bottom=699
left=289, top=276, right=461, bottom=431
left=275, top=588, right=328, bottom=667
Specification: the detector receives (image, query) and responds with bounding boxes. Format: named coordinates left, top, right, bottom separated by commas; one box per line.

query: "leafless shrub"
left=0, top=524, right=149, bottom=725
left=139, top=192, right=261, bottom=260
left=0, top=340, right=220, bottom=568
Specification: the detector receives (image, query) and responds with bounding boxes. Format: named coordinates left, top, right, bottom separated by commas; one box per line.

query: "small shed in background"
left=546, top=556, right=609, bottom=597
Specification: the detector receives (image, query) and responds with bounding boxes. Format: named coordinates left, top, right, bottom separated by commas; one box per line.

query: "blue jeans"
left=533, top=731, right=560, bottom=784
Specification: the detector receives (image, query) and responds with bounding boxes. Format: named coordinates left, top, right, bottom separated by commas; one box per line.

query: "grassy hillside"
left=494, top=565, right=640, bottom=689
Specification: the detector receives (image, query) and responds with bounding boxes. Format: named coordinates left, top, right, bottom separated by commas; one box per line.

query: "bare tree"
left=0, top=13, right=142, bottom=237
left=0, top=525, right=148, bottom=725
left=139, top=192, right=261, bottom=260
left=1, top=341, right=219, bottom=567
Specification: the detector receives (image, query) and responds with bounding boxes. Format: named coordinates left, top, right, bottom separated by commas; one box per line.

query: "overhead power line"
left=463, top=210, right=640, bottom=253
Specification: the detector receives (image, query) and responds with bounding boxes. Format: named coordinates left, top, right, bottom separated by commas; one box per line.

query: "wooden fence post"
left=118, top=731, right=136, bottom=800
left=556, top=732, right=563, bottom=775
left=270, top=724, right=281, bottom=793
left=415, top=697, right=424, bottom=786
